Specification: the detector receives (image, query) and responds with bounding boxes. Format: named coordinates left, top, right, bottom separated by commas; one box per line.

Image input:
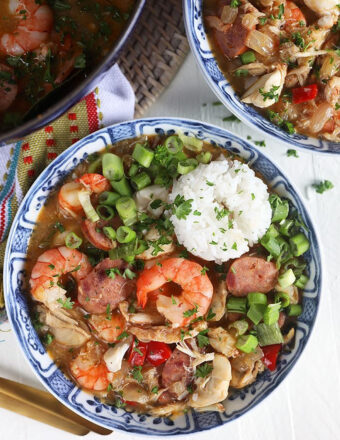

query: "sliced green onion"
left=274, top=292, right=290, bottom=308
left=228, top=319, right=248, bottom=336
left=287, top=304, right=302, bottom=317
left=240, top=50, right=256, bottom=64
left=132, top=143, right=154, bottom=168
left=116, top=226, right=136, bottom=243
left=111, top=177, right=132, bottom=196
left=98, top=191, right=120, bottom=206
left=96, top=204, right=115, bottom=220
left=102, top=153, right=124, bottom=181
left=247, top=292, right=268, bottom=306
left=255, top=322, right=283, bottom=346
left=236, top=334, right=258, bottom=353
left=227, top=296, right=247, bottom=314
left=88, top=156, right=102, bottom=173
left=247, top=304, right=266, bottom=325
left=131, top=172, right=151, bottom=190
left=266, top=224, right=279, bottom=238
left=179, top=134, right=203, bottom=152
left=269, top=194, right=289, bottom=223
left=164, top=136, right=183, bottom=154
left=263, top=303, right=281, bottom=326
left=78, top=191, right=99, bottom=222
left=260, top=235, right=281, bottom=258
left=103, top=226, right=116, bottom=241
left=134, top=239, right=148, bottom=255
left=294, top=274, right=308, bottom=289
left=65, top=232, right=82, bottom=249
left=109, top=238, right=146, bottom=261
left=278, top=268, right=296, bottom=288
left=177, top=158, right=198, bottom=175
left=116, top=197, right=137, bottom=226
left=290, top=233, right=310, bottom=257
left=196, top=151, right=212, bottom=164
left=128, top=162, right=139, bottom=177
left=279, top=219, right=294, bottom=237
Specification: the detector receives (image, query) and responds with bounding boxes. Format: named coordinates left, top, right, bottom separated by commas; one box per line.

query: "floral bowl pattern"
left=4, top=118, right=322, bottom=435
left=183, top=0, right=340, bottom=154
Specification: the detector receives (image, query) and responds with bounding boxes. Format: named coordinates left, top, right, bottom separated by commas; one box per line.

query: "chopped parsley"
left=312, top=180, right=334, bottom=194
left=206, top=308, right=216, bottom=320
left=183, top=305, right=198, bottom=318
left=117, top=331, right=129, bottom=341
left=172, top=195, right=193, bottom=220
left=214, top=206, right=229, bottom=220
left=151, top=386, right=159, bottom=394
left=206, top=180, right=214, bottom=186
left=201, top=266, right=209, bottom=275
left=259, top=85, right=280, bottom=102
left=287, top=149, right=299, bottom=158
left=171, top=295, right=177, bottom=305
left=57, top=297, right=74, bottom=309
left=106, top=304, right=111, bottom=320
left=197, top=329, right=210, bottom=348
left=43, top=333, right=54, bottom=346
left=106, top=267, right=122, bottom=279
left=131, top=366, right=143, bottom=383
left=223, top=115, right=240, bottom=122
left=195, top=362, right=213, bottom=378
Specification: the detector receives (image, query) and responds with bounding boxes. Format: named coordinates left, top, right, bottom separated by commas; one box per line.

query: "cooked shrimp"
left=325, top=76, right=340, bottom=107
left=88, top=312, right=126, bottom=343
left=136, top=258, right=213, bottom=327
left=284, top=2, right=306, bottom=32
left=0, top=0, right=53, bottom=56
left=0, top=64, right=17, bottom=112
left=70, top=341, right=110, bottom=391
left=303, top=0, right=338, bottom=16
left=29, top=246, right=92, bottom=303
left=58, top=173, right=110, bottom=218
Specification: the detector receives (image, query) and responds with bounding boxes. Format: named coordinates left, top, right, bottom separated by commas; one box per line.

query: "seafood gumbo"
left=204, top=0, right=340, bottom=141
left=27, top=134, right=310, bottom=416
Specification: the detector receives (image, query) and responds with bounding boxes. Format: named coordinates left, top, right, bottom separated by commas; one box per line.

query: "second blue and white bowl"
left=183, top=0, right=340, bottom=154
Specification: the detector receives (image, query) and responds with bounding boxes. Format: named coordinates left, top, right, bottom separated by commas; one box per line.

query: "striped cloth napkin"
left=0, top=64, right=135, bottom=313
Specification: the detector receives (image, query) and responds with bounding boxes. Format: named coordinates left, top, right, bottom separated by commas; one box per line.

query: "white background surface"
left=1, top=54, right=340, bottom=440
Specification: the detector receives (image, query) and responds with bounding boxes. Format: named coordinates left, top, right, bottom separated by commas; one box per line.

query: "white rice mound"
left=169, top=157, right=272, bottom=263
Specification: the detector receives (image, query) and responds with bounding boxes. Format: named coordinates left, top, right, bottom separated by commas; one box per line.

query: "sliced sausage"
left=161, top=348, right=191, bottom=388
left=212, top=16, right=250, bottom=59
left=78, top=258, right=135, bottom=313
left=159, top=349, right=192, bottom=404
left=81, top=219, right=116, bottom=251
left=226, top=256, right=278, bottom=296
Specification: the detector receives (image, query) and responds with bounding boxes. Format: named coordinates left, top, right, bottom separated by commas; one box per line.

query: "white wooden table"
left=1, top=54, right=340, bottom=440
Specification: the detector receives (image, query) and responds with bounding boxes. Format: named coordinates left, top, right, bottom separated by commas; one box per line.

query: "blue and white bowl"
left=183, top=0, right=340, bottom=154
left=4, top=118, right=322, bottom=435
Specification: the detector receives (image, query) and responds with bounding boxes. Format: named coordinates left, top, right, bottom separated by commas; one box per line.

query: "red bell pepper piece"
left=292, top=84, right=318, bottom=104
left=146, top=341, right=172, bottom=367
left=128, top=338, right=148, bottom=366
left=261, top=344, right=282, bottom=371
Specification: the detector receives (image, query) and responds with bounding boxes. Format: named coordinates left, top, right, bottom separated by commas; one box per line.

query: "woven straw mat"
left=119, top=0, right=190, bottom=117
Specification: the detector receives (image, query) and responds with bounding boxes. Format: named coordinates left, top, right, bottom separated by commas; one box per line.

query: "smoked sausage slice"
left=78, top=258, right=135, bottom=313
left=226, top=256, right=278, bottom=296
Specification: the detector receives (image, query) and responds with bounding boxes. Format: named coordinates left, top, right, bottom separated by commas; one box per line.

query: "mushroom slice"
left=129, top=321, right=207, bottom=344
left=189, top=354, right=231, bottom=408
left=119, top=301, right=165, bottom=325
left=43, top=307, right=90, bottom=347
left=137, top=227, right=175, bottom=261
left=208, top=327, right=238, bottom=358
left=230, top=346, right=264, bottom=388
left=209, top=281, right=228, bottom=322
left=242, top=64, right=287, bottom=108
left=104, top=338, right=132, bottom=373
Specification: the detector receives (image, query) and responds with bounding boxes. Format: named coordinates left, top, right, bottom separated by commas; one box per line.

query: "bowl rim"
left=183, top=0, right=340, bottom=155
left=4, top=117, right=323, bottom=435
left=0, top=0, right=145, bottom=146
